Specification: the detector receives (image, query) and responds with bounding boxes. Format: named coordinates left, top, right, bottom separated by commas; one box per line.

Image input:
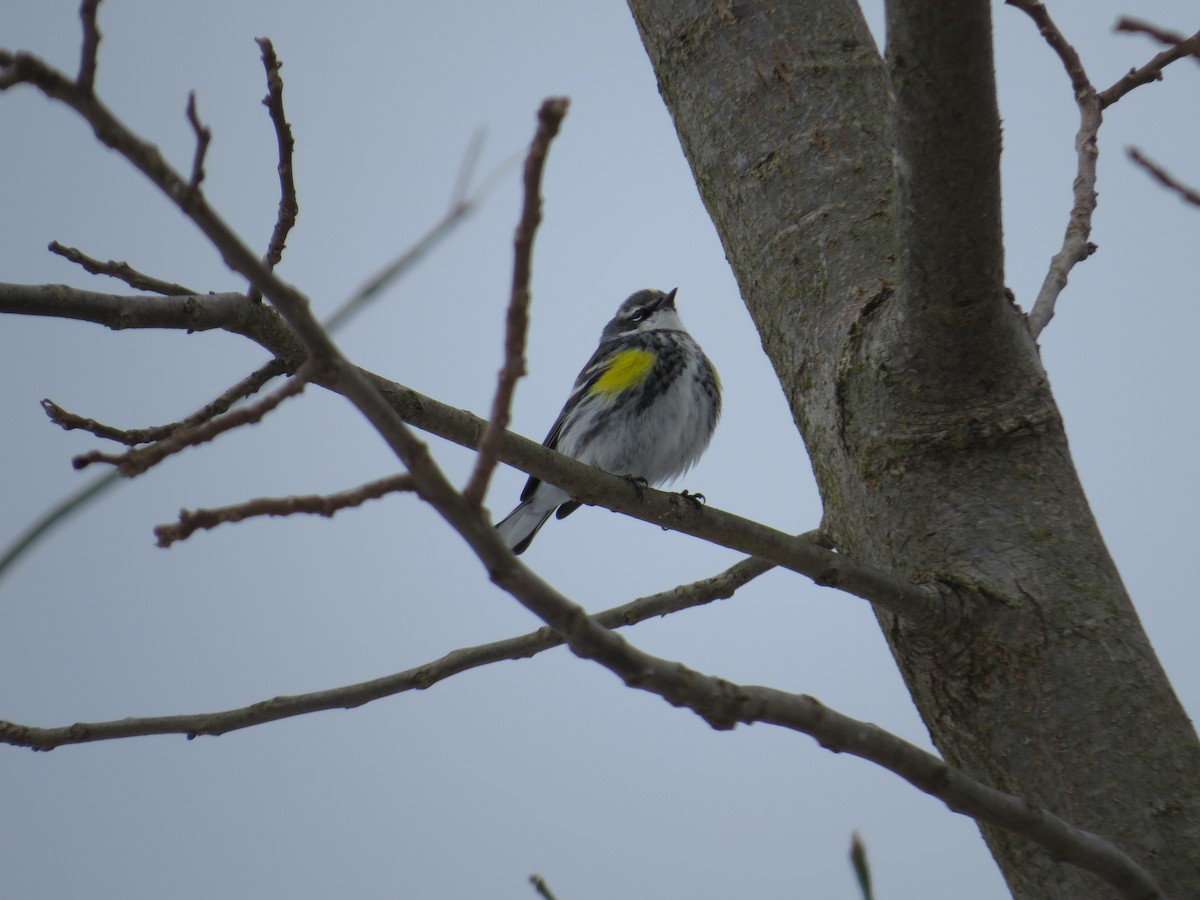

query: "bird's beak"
left=664, top=287, right=678, bottom=309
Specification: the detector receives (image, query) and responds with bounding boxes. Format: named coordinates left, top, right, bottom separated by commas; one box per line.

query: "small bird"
left=495, top=288, right=721, bottom=554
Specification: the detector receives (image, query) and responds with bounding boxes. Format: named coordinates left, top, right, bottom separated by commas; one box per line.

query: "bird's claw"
left=679, top=489, right=707, bottom=507
left=622, top=474, right=649, bottom=499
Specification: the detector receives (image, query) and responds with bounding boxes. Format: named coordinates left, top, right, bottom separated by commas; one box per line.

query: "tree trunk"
left=627, top=0, right=1200, bottom=895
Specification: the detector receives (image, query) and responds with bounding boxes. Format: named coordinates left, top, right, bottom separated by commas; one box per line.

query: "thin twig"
left=248, top=37, right=298, bottom=302
left=1128, top=147, right=1200, bottom=207
left=1, top=360, right=285, bottom=583
left=73, top=363, right=310, bottom=476
left=48, top=241, right=195, bottom=295
left=184, top=91, right=211, bottom=195
left=1115, top=18, right=1189, bottom=48
left=0, top=550, right=778, bottom=748
left=323, top=141, right=518, bottom=334
left=154, top=473, right=416, bottom=547
left=451, top=127, right=486, bottom=210
left=76, top=0, right=101, bottom=94
left=464, top=97, right=568, bottom=506
left=1099, top=28, right=1200, bottom=108
left=529, top=875, right=559, bottom=900
left=0, top=469, right=120, bottom=580
left=42, top=359, right=288, bottom=445
left=850, top=832, right=874, bottom=900
left=1006, top=0, right=1101, bottom=338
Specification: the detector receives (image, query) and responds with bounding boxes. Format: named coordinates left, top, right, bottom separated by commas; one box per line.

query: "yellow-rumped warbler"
left=496, top=288, right=721, bottom=554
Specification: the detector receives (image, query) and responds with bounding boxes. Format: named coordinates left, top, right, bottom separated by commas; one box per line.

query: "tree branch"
left=464, top=97, right=567, bottom=506
left=0, top=550, right=778, bottom=749
left=154, top=473, right=416, bottom=547
left=0, top=30, right=1166, bottom=896
left=248, top=36, right=297, bottom=301
left=1006, top=0, right=1101, bottom=337
left=322, top=135, right=516, bottom=333
left=489, top=543, right=1163, bottom=899
left=2, top=131, right=501, bottom=582
left=42, top=358, right=289, bottom=445
left=1114, top=18, right=1192, bottom=49
left=882, top=0, right=1021, bottom=407
left=0, top=278, right=939, bottom=624
left=1098, top=28, right=1200, bottom=108
left=71, top=363, right=309, bottom=476
left=76, top=0, right=101, bottom=94
left=0, top=283, right=305, bottom=359
left=184, top=91, right=211, bottom=194
left=1127, top=147, right=1200, bottom=207
left=48, top=241, right=195, bottom=295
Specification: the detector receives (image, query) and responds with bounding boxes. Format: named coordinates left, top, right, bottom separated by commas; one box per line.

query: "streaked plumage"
left=495, top=288, right=720, bottom=554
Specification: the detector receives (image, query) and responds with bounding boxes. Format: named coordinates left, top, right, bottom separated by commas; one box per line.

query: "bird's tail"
left=495, top=498, right=555, bottom=555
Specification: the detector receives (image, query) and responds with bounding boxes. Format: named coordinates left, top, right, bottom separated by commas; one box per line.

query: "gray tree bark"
left=626, top=0, right=1200, bottom=896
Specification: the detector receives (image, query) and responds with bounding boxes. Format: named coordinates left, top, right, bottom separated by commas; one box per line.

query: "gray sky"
left=1, top=2, right=1197, bottom=898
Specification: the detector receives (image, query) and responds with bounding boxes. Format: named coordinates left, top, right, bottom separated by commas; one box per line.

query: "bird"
left=495, top=288, right=721, bottom=554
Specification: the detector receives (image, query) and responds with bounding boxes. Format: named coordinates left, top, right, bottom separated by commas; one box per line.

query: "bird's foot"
left=622, top=474, right=649, bottom=499
left=678, top=489, right=707, bottom=507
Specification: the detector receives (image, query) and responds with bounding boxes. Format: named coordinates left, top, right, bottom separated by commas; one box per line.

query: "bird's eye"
left=628, top=309, right=647, bottom=323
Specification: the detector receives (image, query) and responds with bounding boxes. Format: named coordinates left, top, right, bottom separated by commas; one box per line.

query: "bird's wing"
left=517, top=339, right=622, bottom=502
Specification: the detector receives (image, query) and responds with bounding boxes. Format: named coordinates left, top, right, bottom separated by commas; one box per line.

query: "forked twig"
left=42, top=359, right=288, bottom=445
left=1099, top=26, right=1200, bottom=108
left=73, top=363, right=311, bottom=475
left=1006, top=0, right=1100, bottom=337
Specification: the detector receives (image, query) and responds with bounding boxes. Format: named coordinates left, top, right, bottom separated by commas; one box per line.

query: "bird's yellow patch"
left=590, top=348, right=656, bottom=397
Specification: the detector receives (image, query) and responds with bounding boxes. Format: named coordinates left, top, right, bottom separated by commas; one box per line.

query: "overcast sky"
left=1, top=2, right=1197, bottom=898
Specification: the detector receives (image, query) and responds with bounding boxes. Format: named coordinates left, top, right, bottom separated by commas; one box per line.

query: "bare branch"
left=1006, top=0, right=1101, bottom=337
left=2, top=123, right=508, bottom=577
left=850, top=832, right=874, bottom=900
left=0, top=469, right=120, bottom=582
left=480, top=551, right=1163, bottom=898
left=324, top=140, right=519, bottom=334
left=154, top=473, right=416, bottom=547
left=2, top=360, right=286, bottom=584
left=450, top=127, right=486, bottom=210
left=248, top=37, right=298, bottom=301
left=73, top=364, right=309, bottom=476
left=529, top=875, right=559, bottom=900
left=184, top=91, right=211, bottom=195
left=1099, top=28, right=1200, bottom=108
left=42, top=359, right=288, bottom=445
left=48, top=240, right=195, bottom=295
left=1128, top=147, right=1200, bottom=206
left=0, top=283, right=301, bottom=353
left=1115, top=18, right=1190, bottom=48
left=76, top=0, right=101, bottom=94
left=0, top=550, right=778, bottom=749
left=1, top=140, right=501, bottom=577
left=464, top=97, right=568, bottom=506
left=0, top=280, right=937, bottom=624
